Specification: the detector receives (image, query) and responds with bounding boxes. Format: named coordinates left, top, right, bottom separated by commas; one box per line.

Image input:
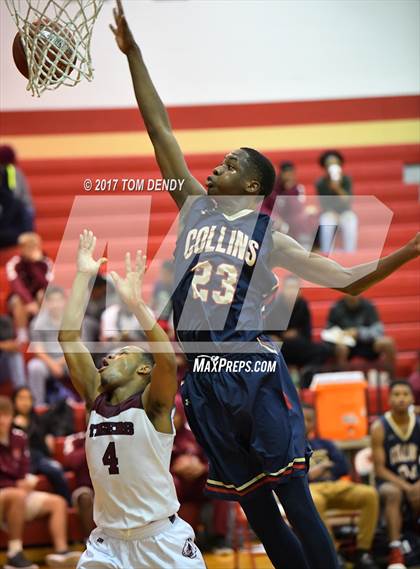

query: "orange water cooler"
left=311, top=372, right=368, bottom=440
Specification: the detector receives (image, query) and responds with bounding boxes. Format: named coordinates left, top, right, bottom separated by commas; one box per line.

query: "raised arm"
left=110, top=251, right=177, bottom=434
left=58, top=230, right=107, bottom=408
left=270, top=231, right=420, bottom=295
left=110, top=0, right=205, bottom=209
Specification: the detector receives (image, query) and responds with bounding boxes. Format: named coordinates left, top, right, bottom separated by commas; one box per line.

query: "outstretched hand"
left=110, top=250, right=146, bottom=309
left=110, top=0, right=136, bottom=54
left=77, top=229, right=107, bottom=275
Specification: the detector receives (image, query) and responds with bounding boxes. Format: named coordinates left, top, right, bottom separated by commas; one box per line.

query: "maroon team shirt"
left=6, top=254, right=53, bottom=304
left=0, top=428, right=30, bottom=489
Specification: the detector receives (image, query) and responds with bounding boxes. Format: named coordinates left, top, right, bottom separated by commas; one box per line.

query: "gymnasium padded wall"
left=1, top=0, right=419, bottom=112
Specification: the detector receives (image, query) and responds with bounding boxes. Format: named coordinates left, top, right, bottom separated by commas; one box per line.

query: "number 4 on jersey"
left=102, top=442, right=119, bottom=475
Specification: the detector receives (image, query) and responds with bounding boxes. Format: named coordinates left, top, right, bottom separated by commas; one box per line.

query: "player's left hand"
left=111, top=250, right=146, bottom=309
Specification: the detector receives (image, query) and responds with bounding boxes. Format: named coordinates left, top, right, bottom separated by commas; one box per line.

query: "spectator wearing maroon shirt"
left=6, top=233, right=53, bottom=343
left=12, top=387, right=72, bottom=505
left=0, top=396, right=37, bottom=569
left=0, top=395, right=81, bottom=568
left=262, top=161, right=318, bottom=250
left=62, top=431, right=95, bottom=541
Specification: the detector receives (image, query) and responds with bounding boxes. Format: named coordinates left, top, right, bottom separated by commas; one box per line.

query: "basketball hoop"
left=5, top=0, right=104, bottom=97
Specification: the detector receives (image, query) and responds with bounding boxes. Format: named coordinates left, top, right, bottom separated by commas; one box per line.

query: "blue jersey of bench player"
left=379, top=411, right=420, bottom=485
left=172, top=196, right=310, bottom=502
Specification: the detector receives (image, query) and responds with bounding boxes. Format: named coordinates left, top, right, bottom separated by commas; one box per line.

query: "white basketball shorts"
left=77, top=515, right=206, bottom=569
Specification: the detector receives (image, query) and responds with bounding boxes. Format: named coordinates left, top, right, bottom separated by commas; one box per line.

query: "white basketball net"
left=5, top=0, right=104, bottom=97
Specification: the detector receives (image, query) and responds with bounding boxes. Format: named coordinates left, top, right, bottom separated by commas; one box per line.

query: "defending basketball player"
left=111, top=2, right=420, bottom=568
left=58, top=230, right=206, bottom=569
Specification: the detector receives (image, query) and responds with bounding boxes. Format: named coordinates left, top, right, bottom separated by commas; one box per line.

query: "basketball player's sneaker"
left=4, top=551, right=39, bottom=569
left=45, top=550, right=82, bottom=567
left=387, top=545, right=407, bottom=569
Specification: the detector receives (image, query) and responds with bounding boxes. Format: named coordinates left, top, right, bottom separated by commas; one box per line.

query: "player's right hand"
left=110, top=0, right=136, bottom=55
left=77, top=229, right=107, bottom=276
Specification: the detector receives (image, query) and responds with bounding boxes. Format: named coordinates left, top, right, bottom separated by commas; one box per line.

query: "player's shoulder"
left=370, top=416, right=386, bottom=436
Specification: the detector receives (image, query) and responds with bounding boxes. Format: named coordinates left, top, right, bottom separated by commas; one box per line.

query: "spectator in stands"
left=326, top=294, right=396, bottom=375
left=62, top=431, right=94, bottom=541
left=12, top=387, right=72, bottom=505
left=0, top=395, right=81, bottom=569
left=0, top=166, right=27, bottom=250
left=0, top=315, right=26, bottom=389
left=264, top=274, right=338, bottom=387
left=0, top=397, right=37, bottom=569
left=100, top=300, right=146, bottom=343
left=0, top=145, right=34, bottom=232
left=27, top=286, right=74, bottom=406
left=6, top=232, right=53, bottom=343
left=371, top=381, right=420, bottom=569
left=83, top=274, right=117, bottom=343
left=262, top=161, right=318, bottom=249
left=303, top=404, right=379, bottom=569
left=316, top=150, right=358, bottom=253
left=151, top=260, right=174, bottom=322
left=172, top=396, right=231, bottom=554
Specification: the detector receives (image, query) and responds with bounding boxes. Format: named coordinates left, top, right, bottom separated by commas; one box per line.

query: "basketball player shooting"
left=111, top=2, right=420, bottom=568
left=58, top=230, right=206, bottom=569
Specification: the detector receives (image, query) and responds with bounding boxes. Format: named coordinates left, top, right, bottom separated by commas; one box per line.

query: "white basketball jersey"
left=86, top=391, right=180, bottom=530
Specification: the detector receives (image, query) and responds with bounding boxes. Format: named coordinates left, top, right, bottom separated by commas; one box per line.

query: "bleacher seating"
left=0, top=143, right=418, bottom=377
left=0, top=403, right=86, bottom=548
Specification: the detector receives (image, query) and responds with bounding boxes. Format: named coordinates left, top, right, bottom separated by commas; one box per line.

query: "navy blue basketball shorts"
left=180, top=342, right=311, bottom=503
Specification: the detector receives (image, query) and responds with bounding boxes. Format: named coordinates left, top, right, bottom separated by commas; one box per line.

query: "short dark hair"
left=141, top=351, right=155, bottom=371
left=45, top=285, right=65, bottom=299
left=240, top=147, right=276, bottom=197
left=280, top=160, right=295, bottom=172
left=389, top=380, right=414, bottom=395
left=319, top=149, right=345, bottom=169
